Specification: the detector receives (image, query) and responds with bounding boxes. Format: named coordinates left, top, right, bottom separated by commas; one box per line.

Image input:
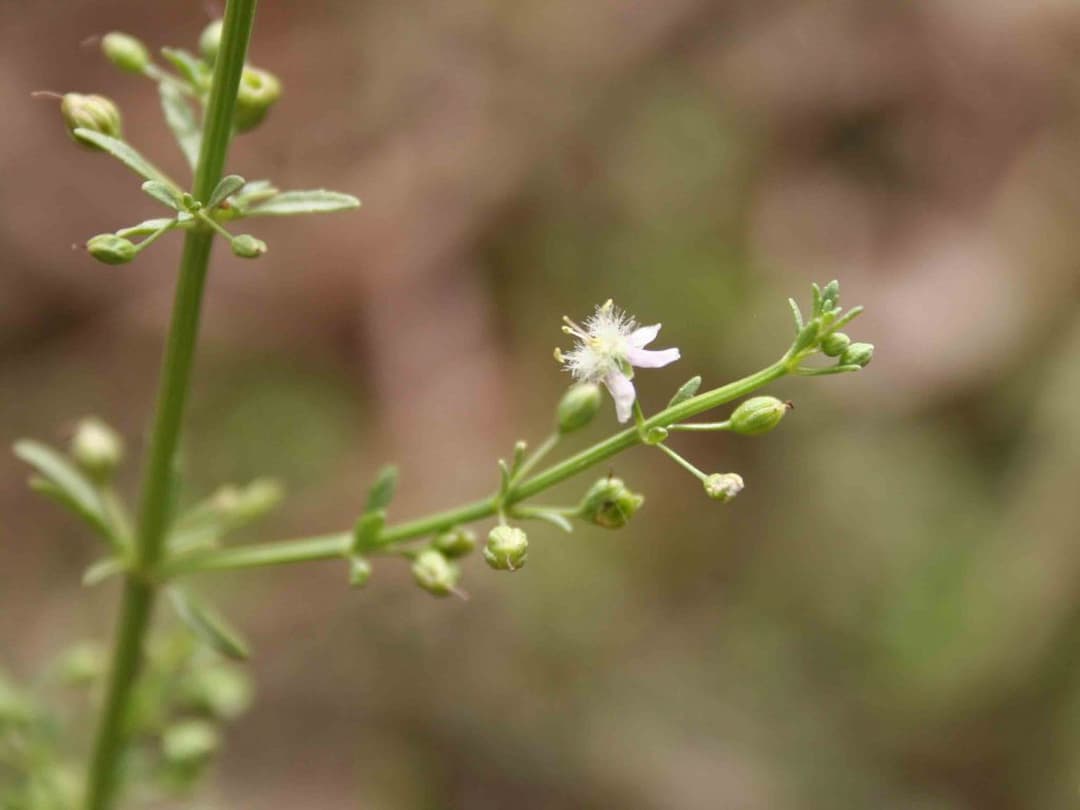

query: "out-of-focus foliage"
left=3, top=0, right=1080, bottom=807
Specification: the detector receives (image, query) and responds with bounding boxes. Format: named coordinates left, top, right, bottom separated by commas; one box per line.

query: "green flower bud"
left=234, top=66, right=282, bottom=133
left=86, top=234, right=136, bottom=265
left=411, top=549, right=460, bottom=596
left=179, top=665, right=252, bottom=720
left=820, top=331, right=851, bottom=357
left=703, top=472, right=744, bottom=503
left=212, top=479, right=283, bottom=524
left=55, top=641, right=106, bottom=686
left=70, top=417, right=124, bottom=481
left=840, top=342, right=874, bottom=368
left=348, top=556, right=373, bottom=588
left=101, top=32, right=150, bottom=74
left=556, top=383, right=602, bottom=434
left=231, top=234, right=267, bottom=258
left=643, top=426, right=668, bottom=445
left=483, top=525, right=528, bottom=571
left=729, top=396, right=791, bottom=437
left=162, top=719, right=219, bottom=765
left=61, top=93, right=122, bottom=142
left=199, top=19, right=224, bottom=65
left=433, top=527, right=477, bottom=559
left=579, top=477, right=644, bottom=529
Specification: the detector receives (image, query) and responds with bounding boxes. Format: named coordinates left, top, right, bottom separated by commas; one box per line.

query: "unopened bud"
left=348, top=556, right=373, bottom=588
left=730, top=396, right=790, bottom=437
left=483, top=525, right=528, bottom=571
left=231, top=234, right=266, bottom=258
left=61, top=93, right=122, bottom=142
left=163, top=720, right=219, bottom=765
left=55, top=641, right=106, bottom=686
left=820, top=331, right=850, bottom=357
left=86, top=234, right=136, bottom=265
left=212, top=479, right=282, bottom=524
left=234, top=67, right=282, bottom=133
left=433, top=527, right=477, bottom=559
left=199, top=19, right=224, bottom=65
left=412, top=549, right=459, bottom=596
left=840, top=342, right=874, bottom=368
left=101, top=32, right=150, bottom=74
left=70, top=417, right=124, bottom=480
left=556, top=383, right=601, bottom=434
left=703, top=473, right=743, bottom=503
left=579, top=477, right=644, bottom=529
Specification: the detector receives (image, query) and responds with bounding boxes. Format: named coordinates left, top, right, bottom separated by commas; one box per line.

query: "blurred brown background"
left=4, top=0, right=1080, bottom=807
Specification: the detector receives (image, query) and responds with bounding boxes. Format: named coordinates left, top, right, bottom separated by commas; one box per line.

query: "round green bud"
left=643, top=426, right=668, bottom=445
left=556, top=383, right=602, bottom=434
left=729, top=396, right=791, bottom=437
left=579, top=477, right=644, bottom=529
left=86, top=233, right=136, bottom=265
left=348, top=556, right=373, bottom=588
left=820, top=331, right=851, bottom=358
left=483, top=525, right=528, bottom=571
left=199, top=19, right=224, bottom=65
left=411, top=549, right=460, bottom=596
left=61, top=93, right=122, bottom=142
left=703, top=472, right=744, bottom=503
left=179, top=665, right=252, bottom=721
left=234, top=66, right=282, bottom=133
left=70, top=417, right=124, bottom=481
left=55, top=641, right=106, bottom=686
left=162, top=720, right=219, bottom=765
left=433, top=527, right=477, bottom=559
left=101, top=32, right=150, bottom=74
left=231, top=234, right=267, bottom=258
left=840, top=342, right=874, bottom=368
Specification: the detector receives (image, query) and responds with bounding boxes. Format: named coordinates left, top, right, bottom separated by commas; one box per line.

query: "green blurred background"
left=4, top=0, right=1080, bottom=807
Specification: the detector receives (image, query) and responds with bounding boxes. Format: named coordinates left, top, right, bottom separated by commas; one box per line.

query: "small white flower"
left=557, top=300, right=680, bottom=423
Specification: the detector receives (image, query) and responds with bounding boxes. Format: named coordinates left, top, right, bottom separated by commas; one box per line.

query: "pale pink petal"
left=628, top=324, right=661, bottom=348
left=603, top=370, right=637, bottom=423
left=627, top=346, right=680, bottom=369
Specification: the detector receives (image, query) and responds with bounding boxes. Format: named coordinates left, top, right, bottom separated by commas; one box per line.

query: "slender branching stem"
left=161, top=358, right=790, bottom=577
left=83, top=3, right=257, bottom=808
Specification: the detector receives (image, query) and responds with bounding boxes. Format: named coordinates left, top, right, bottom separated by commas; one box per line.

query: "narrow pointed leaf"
left=116, top=218, right=178, bottom=239
left=352, top=509, right=386, bottom=554
left=83, top=557, right=126, bottom=587
left=365, top=466, right=398, bottom=513
left=160, top=48, right=206, bottom=88
left=159, top=81, right=201, bottom=170
left=15, top=441, right=109, bottom=538
left=667, top=376, right=702, bottom=408
left=244, top=190, right=360, bottom=217
left=207, top=175, right=246, bottom=210
left=72, top=129, right=173, bottom=187
left=28, top=477, right=112, bottom=543
left=787, top=298, right=804, bottom=333
left=831, top=305, right=864, bottom=331
left=141, top=180, right=181, bottom=210
left=169, top=588, right=250, bottom=661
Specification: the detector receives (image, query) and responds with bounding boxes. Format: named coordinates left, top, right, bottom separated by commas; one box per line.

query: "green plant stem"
left=654, top=443, right=708, bottom=481
left=83, top=3, right=258, bottom=808
left=163, top=358, right=789, bottom=577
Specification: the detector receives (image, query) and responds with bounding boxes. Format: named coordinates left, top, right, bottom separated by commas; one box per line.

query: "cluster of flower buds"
left=785, top=279, right=873, bottom=374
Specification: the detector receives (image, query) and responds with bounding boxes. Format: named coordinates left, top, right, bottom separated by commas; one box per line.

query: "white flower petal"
left=627, top=347, right=680, bottom=369
left=628, top=324, right=661, bottom=348
left=604, top=370, right=637, bottom=423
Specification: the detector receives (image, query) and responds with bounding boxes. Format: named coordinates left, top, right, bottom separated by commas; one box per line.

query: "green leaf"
left=116, top=218, right=178, bottom=239
left=244, top=190, right=360, bottom=217
left=15, top=440, right=110, bottom=540
left=831, top=305, right=864, bottom=331
left=787, top=298, right=804, bottom=333
left=365, top=465, right=398, bottom=513
left=206, top=175, right=245, bottom=210
left=169, top=588, right=250, bottom=661
left=72, top=128, right=172, bottom=186
left=667, top=376, right=702, bottom=408
left=141, top=180, right=181, bottom=210
left=527, top=509, right=574, bottom=534
left=159, top=81, right=201, bottom=170
left=83, top=557, right=126, bottom=587
left=352, top=509, right=386, bottom=554
left=160, top=47, right=207, bottom=88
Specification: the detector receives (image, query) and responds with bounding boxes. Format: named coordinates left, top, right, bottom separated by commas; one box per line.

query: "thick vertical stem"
left=83, top=2, right=258, bottom=808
